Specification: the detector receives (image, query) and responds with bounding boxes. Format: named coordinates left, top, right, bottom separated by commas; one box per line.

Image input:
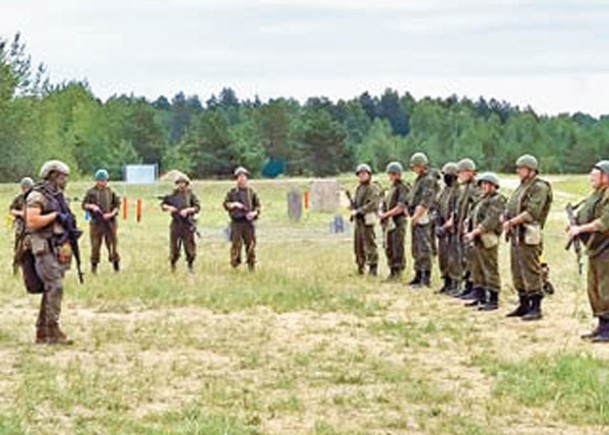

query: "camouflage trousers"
left=170, top=222, right=197, bottom=265
left=588, top=251, right=609, bottom=318
left=510, top=242, right=543, bottom=295
left=470, top=241, right=500, bottom=292
left=438, top=234, right=462, bottom=281
left=385, top=222, right=405, bottom=273
left=230, top=221, right=256, bottom=268
left=354, top=221, right=378, bottom=269
left=90, top=221, right=120, bottom=266
left=34, top=252, right=64, bottom=328
left=411, top=223, right=433, bottom=272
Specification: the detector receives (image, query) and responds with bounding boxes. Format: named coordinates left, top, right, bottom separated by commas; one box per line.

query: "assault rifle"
left=565, top=202, right=584, bottom=275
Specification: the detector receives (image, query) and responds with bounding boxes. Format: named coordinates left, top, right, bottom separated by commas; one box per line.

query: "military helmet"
left=20, top=177, right=34, bottom=189
left=516, top=154, right=539, bottom=171
left=457, top=158, right=476, bottom=172
left=174, top=172, right=191, bottom=184
left=355, top=163, right=372, bottom=175
left=441, top=162, right=458, bottom=176
left=410, top=152, right=429, bottom=167
left=39, top=160, right=70, bottom=179
left=477, top=172, right=500, bottom=188
left=385, top=161, right=403, bottom=174
left=594, top=160, right=609, bottom=175
left=95, top=169, right=109, bottom=181
left=234, top=166, right=250, bottom=177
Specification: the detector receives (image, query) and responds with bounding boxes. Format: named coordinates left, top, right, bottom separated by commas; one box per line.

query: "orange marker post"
left=136, top=199, right=142, bottom=223
left=122, top=197, right=128, bottom=220
left=304, top=191, right=309, bottom=210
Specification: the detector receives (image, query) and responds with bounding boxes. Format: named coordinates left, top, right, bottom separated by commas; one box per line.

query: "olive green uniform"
left=161, top=190, right=201, bottom=267
left=353, top=182, right=380, bottom=272
left=435, top=183, right=462, bottom=281
left=576, top=187, right=609, bottom=318
left=408, top=171, right=437, bottom=273
left=384, top=180, right=410, bottom=274
left=9, top=193, right=27, bottom=271
left=457, top=179, right=480, bottom=283
left=224, top=186, right=261, bottom=269
left=506, top=176, right=553, bottom=296
left=469, top=192, right=506, bottom=292
left=82, top=186, right=121, bottom=268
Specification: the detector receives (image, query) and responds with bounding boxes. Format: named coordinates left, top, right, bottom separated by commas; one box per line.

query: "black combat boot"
left=592, top=318, right=609, bottom=343
left=47, top=322, right=74, bottom=345
left=479, top=290, right=499, bottom=311
left=408, top=271, right=422, bottom=288
left=170, top=261, right=177, bottom=273
left=521, top=294, right=543, bottom=321
left=113, top=260, right=120, bottom=272
left=357, top=265, right=365, bottom=275
left=445, top=279, right=461, bottom=296
left=582, top=318, right=603, bottom=340
left=188, top=261, right=195, bottom=273
left=91, top=264, right=98, bottom=275
left=465, top=287, right=485, bottom=307
left=436, top=277, right=450, bottom=294
left=421, top=271, right=431, bottom=288
left=506, top=291, right=530, bottom=317
left=369, top=265, right=378, bottom=277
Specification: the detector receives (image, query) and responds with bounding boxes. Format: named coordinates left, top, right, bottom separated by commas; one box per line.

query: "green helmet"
left=234, top=166, right=250, bottom=177
left=355, top=163, right=372, bottom=175
left=477, top=172, right=500, bottom=188
left=410, top=152, right=429, bottom=168
left=174, top=172, right=191, bottom=184
left=594, top=160, right=609, bottom=175
left=516, top=154, right=539, bottom=171
left=441, top=162, right=458, bottom=175
left=20, top=177, right=34, bottom=189
left=39, top=160, right=70, bottom=179
left=385, top=161, right=403, bottom=174
left=95, top=169, right=109, bottom=181
left=457, top=158, right=476, bottom=172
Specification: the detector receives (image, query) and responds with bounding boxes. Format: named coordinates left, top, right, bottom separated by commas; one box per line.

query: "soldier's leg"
left=35, top=252, right=71, bottom=344
left=520, top=245, right=544, bottom=321
left=90, top=224, right=103, bottom=272
left=479, top=245, right=500, bottom=311
left=385, top=228, right=394, bottom=276
left=183, top=228, right=196, bottom=270
left=354, top=223, right=365, bottom=274
left=36, top=292, right=47, bottom=343
left=437, top=236, right=450, bottom=293
left=169, top=225, right=180, bottom=270
left=410, top=225, right=433, bottom=287
left=464, top=244, right=486, bottom=307
left=244, top=224, right=256, bottom=270
left=106, top=222, right=120, bottom=270
left=230, top=222, right=243, bottom=268
left=394, top=224, right=405, bottom=275
left=364, top=225, right=378, bottom=275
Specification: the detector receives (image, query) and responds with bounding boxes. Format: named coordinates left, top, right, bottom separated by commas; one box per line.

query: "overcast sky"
left=1, top=0, right=607, bottom=115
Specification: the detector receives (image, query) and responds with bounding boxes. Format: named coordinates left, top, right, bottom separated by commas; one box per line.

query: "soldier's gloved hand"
left=56, top=212, right=72, bottom=227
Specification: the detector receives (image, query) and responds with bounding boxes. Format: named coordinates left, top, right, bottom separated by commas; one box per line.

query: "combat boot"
left=188, top=261, right=195, bottom=274
left=436, top=277, right=450, bottom=294
left=248, top=263, right=256, bottom=272
left=91, top=264, right=98, bottom=275
left=445, top=279, right=461, bottom=296
left=421, top=271, right=431, bottom=288
left=479, top=290, right=499, bottom=311
left=521, top=294, right=543, bottom=321
left=113, top=260, right=120, bottom=272
left=582, top=317, right=607, bottom=340
left=357, top=265, right=365, bottom=275
left=506, top=292, right=530, bottom=317
left=408, top=271, right=422, bottom=288
left=35, top=324, right=49, bottom=344
left=456, top=280, right=475, bottom=300
left=465, top=287, right=485, bottom=307
left=47, top=323, right=74, bottom=345
left=368, top=265, right=378, bottom=277
left=384, top=269, right=401, bottom=283
left=170, top=261, right=177, bottom=273
left=592, top=318, right=609, bottom=343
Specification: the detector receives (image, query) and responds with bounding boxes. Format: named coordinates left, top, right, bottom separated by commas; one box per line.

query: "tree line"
left=1, top=33, right=607, bottom=182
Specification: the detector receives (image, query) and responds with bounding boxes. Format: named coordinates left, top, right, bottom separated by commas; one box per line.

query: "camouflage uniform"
left=456, top=178, right=480, bottom=294
left=224, top=186, right=261, bottom=269
left=161, top=189, right=201, bottom=269
left=408, top=170, right=437, bottom=282
left=353, top=181, right=381, bottom=275
left=435, top=181, right=461, bottom=285
left=384, top=179, right=410, bottom=277
left=9, top=192, right=27, bottom=272
left=82, top=186, right=121, bottom=271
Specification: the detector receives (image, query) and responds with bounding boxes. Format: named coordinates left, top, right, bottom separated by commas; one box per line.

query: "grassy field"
left=1, top=173, right=609, bottom=435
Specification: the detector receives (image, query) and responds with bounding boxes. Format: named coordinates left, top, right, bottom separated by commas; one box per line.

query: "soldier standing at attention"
left=435, top=163, right=461, bottom=294
left=9, top=177, right=34, bottom=274
left=503, top=155, right=553, bottom=321
left=161, top=173, right=200, bottom=272
left=24, top=160, right=77, bottom=345
left=82, top=169, right=121, bottom=274
left=350, top=164, right=381, bottom=276
left=455, top=158, right=479, bottom=299
left=223, top=167, right=261, bottom=271
left=463, top=173, right=506, bottom=311
left=379, top=162, right=410, bottom=281
left=567, top=161, right=609, bottom=342
left=407, top=152, right=437, bottom=288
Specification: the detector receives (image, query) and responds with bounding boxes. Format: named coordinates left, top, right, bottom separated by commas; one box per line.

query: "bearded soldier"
left=463, top=173, right=506, bottom=311
left=568, top=161, right=609, bottom=342
left=350, top=164, right=381, bottom=276
left=503, top=155, right=553, bottom=321
left=9, top=177, right=34, bottom=274
left=160, top=173, right=200, bottom=272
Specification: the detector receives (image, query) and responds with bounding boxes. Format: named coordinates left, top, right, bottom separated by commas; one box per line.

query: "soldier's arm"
left=251, top=190, right=261, bottom=216
left=573, top=195, right=609, bottom=235
left=111, top=191, right=121, bottom=215
left=512, top=182, right=549, bottom=225
left=190, top=193, right=201, bottom=214
left=479, top=199, right=505, bottom=234
left=26, top=206, right=57, bottom=230
left=160, top=196, right=177, bottom=213
left=359, top=187, right=380, bottom=215
left=411, top=179, right=434, bottom=222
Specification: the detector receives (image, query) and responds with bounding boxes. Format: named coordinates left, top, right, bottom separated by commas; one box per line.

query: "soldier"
left=379, top=162, right=410, bottom=281
left=223, top=167, right=261, bottom=271
left=160, top=172, right=200, bottom=272
left=434, top=162, right=461, bottom=294
left=463, top=172, right=506, bottom=311
left=503, top=154, right=553, bottom=321
left=407, top=152, right=437, bottom=288
left=82, top=169, right=121, bottom=274
left=9, top=177, right=34, bottom=274
left=350, top=164, right=381, bottom=276
left=454, top=158, right=479, bottom=299
left=24, top=160, right=78, bottom=345
left=567, top=160, right=609, bottom=342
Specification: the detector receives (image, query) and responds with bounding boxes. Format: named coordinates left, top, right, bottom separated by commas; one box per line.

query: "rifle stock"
left=565, top=202, right=584, bottom=275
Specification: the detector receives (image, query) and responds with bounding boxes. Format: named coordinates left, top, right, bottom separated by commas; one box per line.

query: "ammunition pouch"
left=22, top=250, right=44, bottom=294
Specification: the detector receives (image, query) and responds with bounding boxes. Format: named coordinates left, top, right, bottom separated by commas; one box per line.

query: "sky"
left=1, top=0, right=607, bottom=115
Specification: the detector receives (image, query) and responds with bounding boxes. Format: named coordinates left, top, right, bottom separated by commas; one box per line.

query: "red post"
left=122, top=197, right=128, bottom=220
left=136, top=199, right=142, bottom=223
left=304, top=191, right=309, bottom=210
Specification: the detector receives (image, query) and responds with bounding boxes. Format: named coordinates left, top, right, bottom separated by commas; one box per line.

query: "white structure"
left=124, top=164, right=157, bottom=184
